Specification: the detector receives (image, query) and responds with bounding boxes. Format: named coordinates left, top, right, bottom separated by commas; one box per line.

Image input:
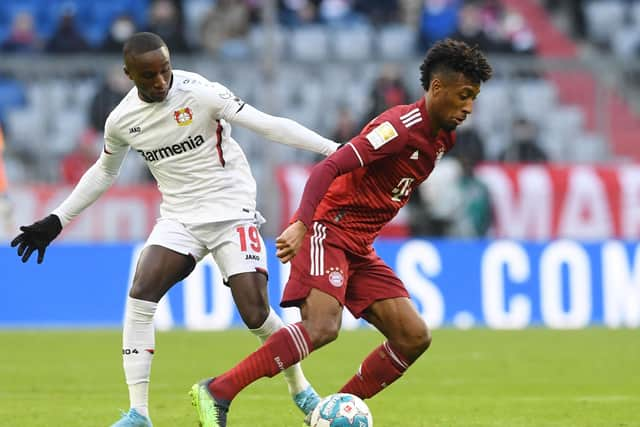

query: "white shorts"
left=145, top=217, right=268, bottom=282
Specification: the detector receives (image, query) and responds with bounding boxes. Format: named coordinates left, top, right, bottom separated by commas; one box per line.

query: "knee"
left=393, top=320, right=432, bottom=361
left=241, top=305, right=270, bottom=330
left=130, top=267, right=164, bottom=301
left=304, top=318, right=340, bottom=349
left=129, top=278, right=154, bottom=300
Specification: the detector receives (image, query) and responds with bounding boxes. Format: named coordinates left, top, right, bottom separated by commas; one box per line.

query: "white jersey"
left=52, top=70, right=338, bottom=227
left=106, top=70, right=257, bottom=223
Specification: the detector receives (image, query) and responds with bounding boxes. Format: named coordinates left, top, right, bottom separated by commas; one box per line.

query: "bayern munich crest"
left=327, top=267, right=345, bottom=288
left=174, top=107, right=193, bottom=126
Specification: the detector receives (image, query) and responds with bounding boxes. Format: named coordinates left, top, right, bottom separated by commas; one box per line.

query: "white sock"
left=122, top=297, right=157, bottom=418
left=250, top=308, right=311, bottom=396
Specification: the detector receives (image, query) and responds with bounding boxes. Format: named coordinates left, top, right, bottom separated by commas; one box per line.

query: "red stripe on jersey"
left=215, top=120, right=225, bottom=167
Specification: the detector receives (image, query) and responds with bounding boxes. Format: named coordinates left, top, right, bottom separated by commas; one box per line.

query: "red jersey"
left=295, top=97, right=455, bottom=254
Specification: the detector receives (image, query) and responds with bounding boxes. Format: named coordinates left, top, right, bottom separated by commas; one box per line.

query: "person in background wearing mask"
left=102, top=14, right=138, bottom=52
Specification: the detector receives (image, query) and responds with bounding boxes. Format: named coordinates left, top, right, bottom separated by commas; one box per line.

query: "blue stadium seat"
left=0, top=79, right=27, bottom=124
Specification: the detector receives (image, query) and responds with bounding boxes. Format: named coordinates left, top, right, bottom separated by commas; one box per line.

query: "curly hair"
left=419, top=39, right=492, bottom=90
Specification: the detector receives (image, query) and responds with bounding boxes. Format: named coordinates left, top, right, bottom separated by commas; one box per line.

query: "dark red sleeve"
left=294, top=145, right=362, bottom=228
left=294, top=107, right=409, bottom=228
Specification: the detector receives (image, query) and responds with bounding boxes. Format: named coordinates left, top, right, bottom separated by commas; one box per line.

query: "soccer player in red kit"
left=190, top=39, right=492, bottom=427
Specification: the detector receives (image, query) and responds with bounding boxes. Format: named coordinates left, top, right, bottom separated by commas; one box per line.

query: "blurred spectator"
left=448, top=119, right=486, bottom=166
left=363, top=64, right=411, bottom=125
left=450, top=3, right=495, bottom=52
left=418, top=0, right=461, bottom=49
left=0, top=123, right=15, bottom=239
left=407, top=157, right=463, bottom=236
left=278, top=0, right=320, bottom=27
left=89, top=64, right=134, bottom=132
left=354, top=0, right=400, bottom=27
left=313, top=106, right=359, bottom=162
left=408, top=120, right=492, bottom=238
left=455, top=157, right=492, bottom=237
left=568, top=0, right=586, bottom=40
left=408, top=155, right=492, bottom=237
left=318, top=0, right=365, bottom=26
left=332, top=106, right=360, bottom=144
left=498, top=117, right=548, bottom=162
left=200, top=0, right=251, bottom=57
left=60, top=129, right=100, bottom=185
left=544, top=0, right=586, bottom=39
left=147, top=0, right=190, bottom=52
left=101, top=15, right=138, bottom=53
left=1, top=11, right=42, bottom=53
left=449, top=121, right=492, bottom=237
left=501, top=9, right=536, bottom=55
left=45, top=7, right=91, bottom=53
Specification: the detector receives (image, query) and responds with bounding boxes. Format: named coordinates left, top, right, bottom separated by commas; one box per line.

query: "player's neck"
left=423, top=95, right=442, bottom=137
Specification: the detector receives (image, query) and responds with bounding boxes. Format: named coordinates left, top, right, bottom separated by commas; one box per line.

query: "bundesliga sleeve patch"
left=366, top=121, right=398, bottom=150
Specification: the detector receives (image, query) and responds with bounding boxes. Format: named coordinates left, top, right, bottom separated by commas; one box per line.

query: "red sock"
left=339, top=341, right=410, bottom=399
left=209, top=323, right=313, bottom=402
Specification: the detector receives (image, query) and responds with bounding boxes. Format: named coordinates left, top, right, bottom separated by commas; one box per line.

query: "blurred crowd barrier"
left=1, top=238, right=638, bottom=329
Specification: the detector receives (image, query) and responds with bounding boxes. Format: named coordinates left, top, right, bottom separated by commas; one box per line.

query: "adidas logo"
left=410, top=150, right=419, bottom=160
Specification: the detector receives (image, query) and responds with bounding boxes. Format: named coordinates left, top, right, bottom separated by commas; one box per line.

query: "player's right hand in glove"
left=11, top=214, right=62, bottom=264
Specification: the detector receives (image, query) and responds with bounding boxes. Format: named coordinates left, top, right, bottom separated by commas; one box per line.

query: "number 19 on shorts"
left=236, top=225, right=262, bottom=253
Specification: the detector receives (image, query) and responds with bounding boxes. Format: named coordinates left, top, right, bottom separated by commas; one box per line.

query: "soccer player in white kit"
left=10, top=32, right=335, bottom=427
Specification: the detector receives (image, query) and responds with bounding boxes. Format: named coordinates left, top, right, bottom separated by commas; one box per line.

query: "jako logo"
left=137, top=134, right=205, bottom=162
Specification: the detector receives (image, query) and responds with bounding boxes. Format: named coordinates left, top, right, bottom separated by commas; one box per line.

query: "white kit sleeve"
left=52, top=143, right=129, bottom=227
left=197, top=80, right=340, bottom=156
left=228, top=104, right=340, bottom=156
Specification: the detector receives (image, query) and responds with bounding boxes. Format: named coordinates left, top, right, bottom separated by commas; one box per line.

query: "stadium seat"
left=632, top=2, right=640, bottom=27
left=331, top=25, right=374, bottom=61
left=569, top=132, right=608, bottom=162
left=540, top=105, right=585, bottom=161
left=377, top=25, right=416, bottom=60
left=182, top=0, right=213, bottom=48
left=249, top=25, right=288, bottom=60
left=513, top=79, right=558, bottom=125
left=611, top=26, right=640, bottom=58
left=584, top=0, right=626, bottom=45
left=5, top=107, right=46, bottom=151
left=289, top=26, right=330, bottom=62
left=0, top=79, right=27, bottom=123
left=49, top=109, right=88, bottom=155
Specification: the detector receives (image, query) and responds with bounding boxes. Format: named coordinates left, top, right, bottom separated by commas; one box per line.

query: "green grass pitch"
left=0, top=328, right=638, bottom=426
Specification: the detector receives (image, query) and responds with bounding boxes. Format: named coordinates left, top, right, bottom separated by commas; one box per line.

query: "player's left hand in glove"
left=11, top=214, right=62, bottom=264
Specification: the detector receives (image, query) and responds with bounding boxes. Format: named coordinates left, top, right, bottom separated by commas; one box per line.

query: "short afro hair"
left=419, top=39, right=492, bottom=90
left=123, top=32, right=167, bottom=58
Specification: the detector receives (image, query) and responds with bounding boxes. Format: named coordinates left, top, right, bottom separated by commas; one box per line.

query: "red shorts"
left=280, top=222, right=409, bottom=318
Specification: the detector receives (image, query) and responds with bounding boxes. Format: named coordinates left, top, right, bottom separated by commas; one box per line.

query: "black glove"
left=10, top=214, right=63, bottom=264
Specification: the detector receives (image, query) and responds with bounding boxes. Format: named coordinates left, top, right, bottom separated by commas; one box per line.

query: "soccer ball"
left=308, top=393, right=373, bottom=427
